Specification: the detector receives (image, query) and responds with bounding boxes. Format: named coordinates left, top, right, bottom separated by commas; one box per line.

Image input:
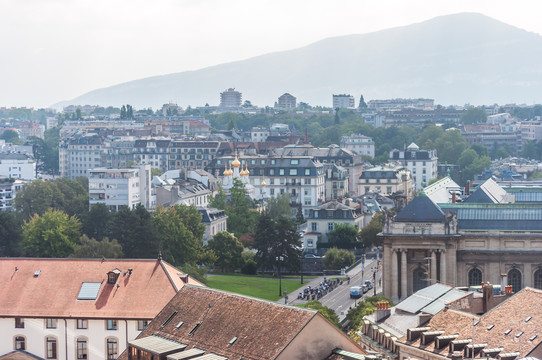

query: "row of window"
left=14, top=335, right=118, bottom=360
left=468, top=268, right=542, bottom=293
left=14, top=318, right=149, bottom=331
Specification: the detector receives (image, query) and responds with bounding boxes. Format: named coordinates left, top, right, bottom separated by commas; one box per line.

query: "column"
left=401, top=249, right=408, bottom=299
left=431, top=250, right=438, bottom=285
left=391, top=249, right=398, bottom=300
left=383, top=244, right=392, bottom=299
left=440, top=249, right=447, bottom=284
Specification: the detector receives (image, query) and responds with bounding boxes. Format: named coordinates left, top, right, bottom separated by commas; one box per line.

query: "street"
left=282, top=258, right=382, bottom=322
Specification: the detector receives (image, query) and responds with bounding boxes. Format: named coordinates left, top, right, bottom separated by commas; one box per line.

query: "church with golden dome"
left=221, top=150, right=257, bottom=198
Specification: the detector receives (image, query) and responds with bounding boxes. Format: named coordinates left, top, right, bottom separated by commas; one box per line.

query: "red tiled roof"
left=133, top=285, right=318, bottom=360
left=399, top=288, right=542, bottom=358
left=0, top=258, right=203, bottom=319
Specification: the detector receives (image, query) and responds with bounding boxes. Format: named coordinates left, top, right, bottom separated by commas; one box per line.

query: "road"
left=282, top=258, right=382, bottom=322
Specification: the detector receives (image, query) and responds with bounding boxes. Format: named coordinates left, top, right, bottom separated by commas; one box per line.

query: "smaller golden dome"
left=227, top=163, right=233, bottom=176
left=223, top=163, right=229, bottom=176
left=245, top=163, right=250, bottom=176
left=232, top=150, right=241, bottom=168
left=261, top=176, right=266, bottom=187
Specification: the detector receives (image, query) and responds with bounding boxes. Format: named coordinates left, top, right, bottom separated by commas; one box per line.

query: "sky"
left=2, top=0, right=542, bottom=108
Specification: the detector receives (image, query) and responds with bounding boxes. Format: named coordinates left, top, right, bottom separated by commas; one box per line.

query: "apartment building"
left=389, top=143, right=438, bottom=190
left=0, top=177, right=26, bottom=212
left=88, top=165, right=153, bottom=211
left=333, top=94, right=355, bottom=109
left=358, top=165, right=414, bottom=198
left=59, top=135, right=104, bottom=179
left=0, top=153, right=36, bottom=180
left=133, top=139, right=170, bottom=171
left=277, top=93, right=297, bottom=109
left=219, top=88, right=242, bottom=108
left=340, top=133, right=375, bottom=157
left=168, top=141, right=221, bottom=172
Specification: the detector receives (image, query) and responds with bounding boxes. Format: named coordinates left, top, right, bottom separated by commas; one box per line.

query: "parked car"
left=361, top=284, right=368, bottom=294
left=350, top=286, right=362, bottom=298
left=364, top=280, right=373, bottom=290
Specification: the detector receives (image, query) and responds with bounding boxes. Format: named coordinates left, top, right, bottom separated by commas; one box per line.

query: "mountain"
left=55, top=13, right=542, bottom=109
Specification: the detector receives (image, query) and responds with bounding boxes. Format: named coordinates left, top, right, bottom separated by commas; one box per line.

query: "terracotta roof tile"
left=0, top=258, right=203, bottom=319
left=399, top=288, right=542, bottom=358
left=135, top=285, right=317, bottom=360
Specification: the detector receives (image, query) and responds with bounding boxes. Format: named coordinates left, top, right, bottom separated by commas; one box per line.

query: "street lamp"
left=372, top=266, right=377, bottom=296
left=276, top=256, right=284, bottom=297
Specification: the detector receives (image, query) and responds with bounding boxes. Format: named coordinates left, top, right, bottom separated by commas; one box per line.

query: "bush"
left=323, top=247, right=355, bottom=270
left=241, top=259, right=258, bottom=275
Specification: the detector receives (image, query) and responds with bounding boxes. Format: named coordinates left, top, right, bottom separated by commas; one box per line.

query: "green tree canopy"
left=0, top=129, right=21, bottom=144
left=323, top=247, right=355, bottom=270
left=206, top=231, right=244, bottom=272
left=71, top=235, right=123, bottom=258
left=266, top=193, right=292, bottom=220
left=346, top=296, right=394, bottom=331
left=0, top=212, right=23, bottom=256
left=461, top=107, right=488, bottom=124
left=22, top=209, right=81, bottom=257
left=359, top=213, right=384, bottom=249
left=326, top=223, right=360, bottom=249
left=303, top=300, right=341, bottom=328
left=110, top=205, right=159, bottom=259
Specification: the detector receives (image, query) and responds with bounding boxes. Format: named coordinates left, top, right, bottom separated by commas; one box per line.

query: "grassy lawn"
left=206, top=275, right=307, bottom=301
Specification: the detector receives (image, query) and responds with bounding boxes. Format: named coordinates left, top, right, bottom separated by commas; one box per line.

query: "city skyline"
left=1, top=0, right=542, bottom=108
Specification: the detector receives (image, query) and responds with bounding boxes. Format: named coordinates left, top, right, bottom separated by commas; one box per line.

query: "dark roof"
left=394, top=192, right=445, bottom=222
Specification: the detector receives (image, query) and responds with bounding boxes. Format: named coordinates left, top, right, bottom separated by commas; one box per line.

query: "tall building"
left=389, top=142, right=438, bottom=190
left=277, top=93, right=296, bottom=109
left=340, top=133, right=375, bottom=157
left=219, top=88, right=242, bottom=108
left=333, top=94, right=355, bottom=109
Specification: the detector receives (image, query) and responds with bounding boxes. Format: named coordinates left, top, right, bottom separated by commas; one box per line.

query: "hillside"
left=55, top=13, right=542, bottom=108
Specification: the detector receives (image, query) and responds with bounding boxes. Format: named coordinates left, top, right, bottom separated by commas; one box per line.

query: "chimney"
left=466, top=181, right=470, bottom=196
left=452, top=192, right=456, bottom=203
left=375, top=301, right=391, bottom=322
left=500, top=274, right=507, bottom=294
left=482, top=282, right=494, bottom=313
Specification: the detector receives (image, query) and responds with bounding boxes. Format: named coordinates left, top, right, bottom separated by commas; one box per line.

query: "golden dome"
left=231, top=150, right=241, bottom=168
left=245, top=163, right=250, bottom=176
left=227, top=163, right=233, bottom=176
left=223, top=163, right=229, bottom=176
left=261, top=176, right=266, bottom=187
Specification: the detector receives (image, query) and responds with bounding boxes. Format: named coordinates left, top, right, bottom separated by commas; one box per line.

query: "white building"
left=389, top=143, right=438, bottom=190
left=333, top=94, right=355, bottom=109
left=219, top=88, right=242, bottom=108
left=0, top=258, right=203, bottom=360
left=59, top=135, right=104, bottom=179
left=277, top=93, right=297, bottom=110
left=0, top=153, right=36, bottom=180
left=250, top=127, right=270, bottom=142
left=340, top=134, right=375, bottom=157
left=88, top=165, right=153, bottom=211
left=0, top=177, right=27, bottom=212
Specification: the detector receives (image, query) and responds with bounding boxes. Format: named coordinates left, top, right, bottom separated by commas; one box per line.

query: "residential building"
left=358, top=165, right=414, bottom=198
left=250, top=127, right=270, bottom=142
left=125, top=285, right=367, bottom=360
left=520, top=121, right=542, bottom=142
left=168, top=141, right=220, bottom=172
left=323, top=163, right=349, bottom=201
left=367, top=98, right=435, bottom=111
left=59, top=135, right=104, bottom=179
left=333, top=94, right=355, bottom=109
left=304, top=200, right=366, bottom=252
left=88, top=165, right=153, bottom=211
left=18, top=121, right=44, bottom=141
left=340, top=134, right=375, bottom=157
left=0, top=258, right=203, bottom=360
left=133, top=139, right=170, bottom=171
left=198, top=208, right=228, bottom=241
left=273, top=144, right=363, bottom=196
left=219, top=88, right=242, bottom=108
left=277, top=93, right=297, bottom=109
left=462, top=124, right=521, bottom=155
left=381, top=177, right=542, bottom=302
left=0, top=153, right=36, bottom=180
left=0, top=177, right=26, bottom=212
left=389, top=143, right=438, bottom=190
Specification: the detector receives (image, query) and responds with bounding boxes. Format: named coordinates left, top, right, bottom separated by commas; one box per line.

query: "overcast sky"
left=1, top=0, right=542, bottom=108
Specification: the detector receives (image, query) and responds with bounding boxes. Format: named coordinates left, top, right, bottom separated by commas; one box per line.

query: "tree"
left=358, top=94, right=367, bottom=109
left=21, top=209, right=81, bottom=257
left=266, top=193, right=292, bottom=220
left=82, top=203, right=111, bottom=241
left=75, top=108, right=82, bottom=120
left=461, top=107, right=487, bottom=124
left=110, top=205, right=159, bottom=259
left=152, top=204, right=206, bottom=266
left=0, top=129, right=21, bottom=144
left=334, top=108, right=340, bottom=124
left=326, top=223, right=359, bottom=249
left=120, top=105, right=127, bottom=119
left=303, top=300, right=341, bottom=328
left=253, top=213, right=302, bottom=273
left=346, top=296, right=394, bottom=331
left=126, top=104, right=134, bottom=119
left=206, top=231, right=244, bottom=272
left=71, top=235, right=123, bottom=258
left=359, top=213, right=384, bottom=249
left=323, top=247, right=355, bottom=270
left=0, top=212, right=23, bottom=256
left=295, top=204, right=305, bottom=224
left=225, top=179, right=257, bottom=237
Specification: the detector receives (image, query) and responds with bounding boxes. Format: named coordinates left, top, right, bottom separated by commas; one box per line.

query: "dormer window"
left=107, top=269, right=121, bottom=284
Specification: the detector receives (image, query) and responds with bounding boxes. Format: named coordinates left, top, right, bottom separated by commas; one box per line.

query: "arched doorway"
left=468, top=268, right=482, bottom=287
left=413, top=267, right=428, bottom=292
left=508, top=268, right=522, bottom=293
left=534, top=269, right=542, bottom=290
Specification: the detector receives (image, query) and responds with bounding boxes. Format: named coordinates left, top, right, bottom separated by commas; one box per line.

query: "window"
left=279, top=169, right=285, bottom=175
left=106, top=338, right=118, bottom=360
left=269, top=169, right=275, bottom=175
left=289, top=169, right=297, bottom=176
left=328, top=223, right=334, bottom=231
left=534, top=269, right=542, bottom=290
left=290, top=159, right=299, bottom=165
left=468, top=268, right=482, bottom=287
left=305, top=168, right=310, bottom=175
left=413, top=268, right=428, bottom=292
left=137, top=320, right=149, bottom=331
left=77, top=338, right=88, bottom=360
left=508, top=268, right=522, bottom=293
left=46, top=318, right=57, bottom=329
left=14, top=336, right=25, bottom=350
left=304, top=178, right=311, bottom=185
left=311, top=223, right=317, bottom=231
left=107, top=319, right=117, bottom=330
left=77, top=319, right=88, bottom=329
left=15, top=318, right=24, bottom=328
left=270, top=189, right=275, bottom=195
left=46, top=337, right=57, bottom=359
left=307, top=239, right=314, bottom=247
